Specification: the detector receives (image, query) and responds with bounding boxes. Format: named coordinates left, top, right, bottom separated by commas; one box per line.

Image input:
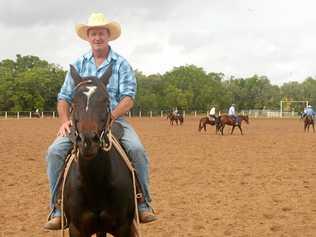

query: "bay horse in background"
left=303, top=115, right=315, bottom=132
left=198, top=116, right=220, bottom=133
left=63, top=65, right=137, bottom=236
left=32, top=111, right=41, bottom=118
left=167, top=112, right=184, bottom=126
left=217, top=115, right=249, bottom=135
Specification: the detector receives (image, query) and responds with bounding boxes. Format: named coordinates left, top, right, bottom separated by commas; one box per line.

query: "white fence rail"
left=0, top=110, right=301, bottom=119
left=240, top=110, right=299, bottom=118
left=0, top=111, right=56, bottom=119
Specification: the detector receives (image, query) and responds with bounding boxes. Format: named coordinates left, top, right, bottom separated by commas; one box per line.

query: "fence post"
left=17, top=112, right=20, bottom=119
left=41, top=112, right=44, bottom=118
left=194, top=111, right=197, bottom=117
left=5, top=111, right=7, bottom=119
left=53, top=111, right=55, bottom=118
left=128, top=111, right=131, bottom=118
left=183, top=111, right=185, bottom=118
left=29, top=112, right=32, bottom=118
left=150, top=111, right=152, bottom=118
left=139, top=111, right=142, bottom=118
left=161, top=111, right=163, bottom=118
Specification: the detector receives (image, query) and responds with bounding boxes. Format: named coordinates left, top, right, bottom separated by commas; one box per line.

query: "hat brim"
left=75, top=21, right=121, bottom=41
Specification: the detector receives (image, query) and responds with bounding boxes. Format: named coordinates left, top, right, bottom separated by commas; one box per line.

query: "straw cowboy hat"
left=75, top=13, right=121, bottom=41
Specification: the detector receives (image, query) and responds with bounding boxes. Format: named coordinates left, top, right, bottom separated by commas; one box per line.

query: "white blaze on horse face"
left=83, top=86, right=97, bottom=112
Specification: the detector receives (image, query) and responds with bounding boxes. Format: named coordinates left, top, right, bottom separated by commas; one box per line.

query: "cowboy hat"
left=75, top=13, right=121, bottom=41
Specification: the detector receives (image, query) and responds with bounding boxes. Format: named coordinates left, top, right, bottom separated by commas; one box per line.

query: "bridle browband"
left=72, top=79, right=113, bottom=152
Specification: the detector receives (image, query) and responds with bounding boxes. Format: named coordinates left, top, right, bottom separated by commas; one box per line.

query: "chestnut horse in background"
left=303, top=115, right=315, bottom=132
left=198, top=116, right=220, bottom=133
left=217, top=115, right=249, bottom=135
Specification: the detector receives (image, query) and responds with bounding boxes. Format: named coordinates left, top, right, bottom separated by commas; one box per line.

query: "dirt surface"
left=1, top=117, right=316, bottom=237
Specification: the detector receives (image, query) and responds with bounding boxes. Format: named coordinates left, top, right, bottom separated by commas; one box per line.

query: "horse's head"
left=70, top=64, right=112, bottom=159
left=243, top=115, right=249, bottom=124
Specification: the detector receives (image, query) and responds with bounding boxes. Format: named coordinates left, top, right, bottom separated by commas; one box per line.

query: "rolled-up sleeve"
left=57, top=67, right=75, bottom=103
left=118, top=60, right=136, bottom=101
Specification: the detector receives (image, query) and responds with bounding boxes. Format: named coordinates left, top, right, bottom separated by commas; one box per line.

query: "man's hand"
left=110, top=113, right=116, bottom=126
left=57, top=120, right=72, bottom=137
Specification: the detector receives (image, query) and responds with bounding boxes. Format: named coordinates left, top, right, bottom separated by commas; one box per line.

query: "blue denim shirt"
left=306, top=108, right=316, bottom=116
left=58, top=47, right=136, bottom=111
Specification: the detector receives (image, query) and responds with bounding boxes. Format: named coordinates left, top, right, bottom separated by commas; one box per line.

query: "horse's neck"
left=78, top=152, right=111, bottom=185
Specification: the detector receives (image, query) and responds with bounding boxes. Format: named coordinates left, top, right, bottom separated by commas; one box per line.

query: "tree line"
left=0, top=55, right=315, bottom=113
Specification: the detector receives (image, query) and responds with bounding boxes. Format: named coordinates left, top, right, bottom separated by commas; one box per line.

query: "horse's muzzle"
left=77, top=132, right=100, bottom=159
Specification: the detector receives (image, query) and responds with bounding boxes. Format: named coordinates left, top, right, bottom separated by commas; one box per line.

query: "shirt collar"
left=83, top=46, right=118, bottom=64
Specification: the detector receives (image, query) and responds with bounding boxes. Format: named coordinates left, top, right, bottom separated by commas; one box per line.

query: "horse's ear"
left=70, top=64, right=82, bottom=86
left=100, top=64, right=112, bottom=86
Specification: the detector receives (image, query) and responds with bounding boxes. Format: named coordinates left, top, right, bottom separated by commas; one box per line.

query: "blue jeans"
left=230, top=115, right=240, bottom=124
left=45, top=118, right=152, bottom=217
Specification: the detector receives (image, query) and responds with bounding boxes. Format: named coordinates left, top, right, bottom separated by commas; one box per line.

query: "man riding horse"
left=228, top=104, right=240, bottom=125
left=44, top=12, right=157, bottom=230
left=302, top=104, right=315, bottom=118
left=208, top=106, right=216, bottom=121
left=302, top=105, right=315, bottom=132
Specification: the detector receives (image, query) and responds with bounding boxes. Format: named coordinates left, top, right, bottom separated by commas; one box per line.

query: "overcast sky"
left=0, top=0, right=315, bottom=85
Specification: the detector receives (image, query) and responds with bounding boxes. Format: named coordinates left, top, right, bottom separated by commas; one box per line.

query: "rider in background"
left=209, top=106, right=216, bottom=121
left=302, top=105, right=309, bottom=118
left=305, top=105, right=316, bottom=117
left=228, top=104, right=239, bottom=125
left=173, top=107, right=180, bottom=116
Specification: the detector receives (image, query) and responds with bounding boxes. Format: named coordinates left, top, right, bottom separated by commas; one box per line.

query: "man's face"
left=87, top=27, right=110, bottom=52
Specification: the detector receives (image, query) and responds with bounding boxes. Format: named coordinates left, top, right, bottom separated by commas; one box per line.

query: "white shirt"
left=209, top=107, right=216, bottom=115
left=228, top=106, right=236, bottom=116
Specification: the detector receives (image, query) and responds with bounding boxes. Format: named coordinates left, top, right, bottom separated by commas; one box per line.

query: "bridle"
left=72, top=80, right=113, bottom=153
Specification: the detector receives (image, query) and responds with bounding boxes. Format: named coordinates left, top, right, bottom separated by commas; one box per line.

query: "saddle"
left=54, top=122, right=145, bottom=211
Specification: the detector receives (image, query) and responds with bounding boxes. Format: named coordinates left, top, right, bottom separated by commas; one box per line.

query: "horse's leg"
left=113, top=223, right=132, bottom=237
left=231, top=125, right=235, bottom=134
left=69, top=223, right=82, bottom=237
left=221, top=125, right=225, bottom=135
left=238, top=125, right=243, bottom=135
left=313, top=123, right=315, bottom=133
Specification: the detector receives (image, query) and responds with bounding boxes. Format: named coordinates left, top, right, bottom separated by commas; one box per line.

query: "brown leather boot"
left=139, top=210, right=158, bottom=224
left=43, top=216, right=61, bottom=230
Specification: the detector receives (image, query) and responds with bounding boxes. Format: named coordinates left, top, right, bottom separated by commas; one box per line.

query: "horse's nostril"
left=93, top=134, right=99, bottom=142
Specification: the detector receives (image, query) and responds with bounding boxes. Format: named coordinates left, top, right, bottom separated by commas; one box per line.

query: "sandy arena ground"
left=1, top=117, right=316, bottom=237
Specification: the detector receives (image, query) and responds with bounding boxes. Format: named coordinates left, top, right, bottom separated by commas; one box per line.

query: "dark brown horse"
left=198, top=116, right=220, bottom=132
left=63, top=65, right=136, bottom=237
left=217, top=115, right=249, bottom=135
left=167, top=112, right=184, bottom=126
left=32, top=111, right=41, bottom=118
left=303, top=115, right=315, bottom=132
